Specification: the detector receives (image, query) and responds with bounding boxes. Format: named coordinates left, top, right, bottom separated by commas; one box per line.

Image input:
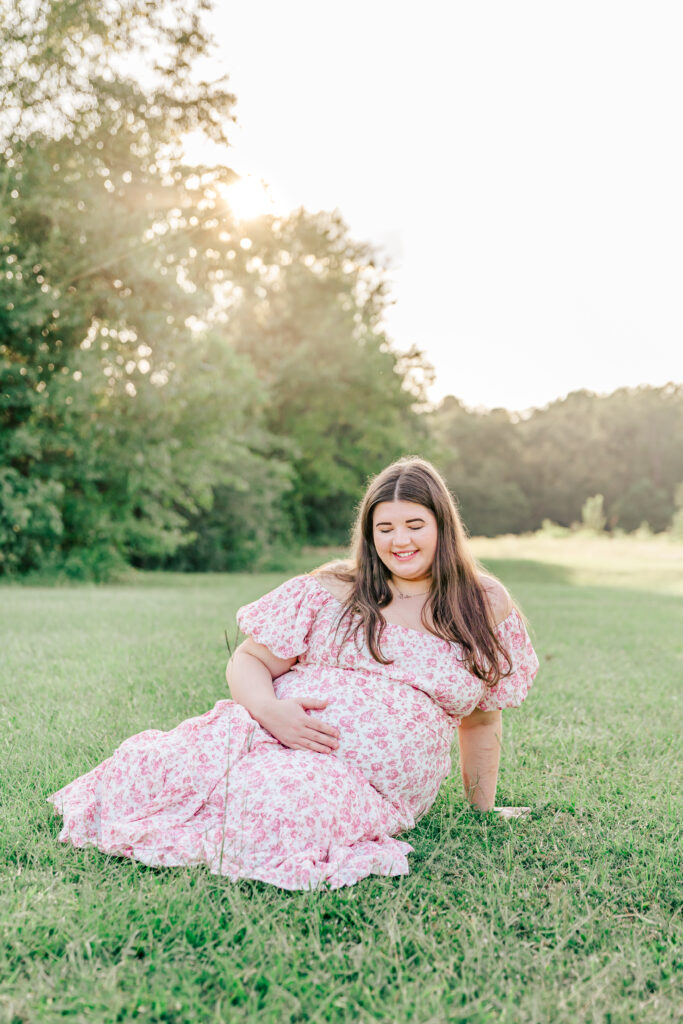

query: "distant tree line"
left=1, top=0, right=682, bottom=578
left=430, top=385, right=683, bottom=537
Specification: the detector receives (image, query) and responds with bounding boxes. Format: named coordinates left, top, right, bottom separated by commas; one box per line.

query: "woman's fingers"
left=268, top=701, right=339, bottom=751
left=306, top=715, right=339, bottom=739
left=294, top=727, right=340, bottom=753
left=305, top=727, right=338, bottom=749
left=295, top=739, right=335, bottom=755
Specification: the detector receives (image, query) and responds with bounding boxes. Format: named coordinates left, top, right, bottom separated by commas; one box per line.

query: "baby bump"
left=273, top=669, right=453, bottom=821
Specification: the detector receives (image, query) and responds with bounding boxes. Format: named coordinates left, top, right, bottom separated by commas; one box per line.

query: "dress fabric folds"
left=48, top=575, right=539, bottom=890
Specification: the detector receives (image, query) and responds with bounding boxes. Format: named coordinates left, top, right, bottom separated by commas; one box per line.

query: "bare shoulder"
left=312, top=563, right=354, bottom=603
left=479, top=574, right=513, bottom=626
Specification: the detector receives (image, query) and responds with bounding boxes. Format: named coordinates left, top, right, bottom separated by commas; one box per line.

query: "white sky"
left=198, top=0, right=683, bottom=411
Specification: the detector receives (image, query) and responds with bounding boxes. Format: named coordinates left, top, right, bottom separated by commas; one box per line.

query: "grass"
left=1, top=537, right=681, bottom=1023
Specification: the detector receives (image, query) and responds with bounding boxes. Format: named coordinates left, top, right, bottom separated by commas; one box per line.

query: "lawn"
left=1, top=537, right=681, bottom=1023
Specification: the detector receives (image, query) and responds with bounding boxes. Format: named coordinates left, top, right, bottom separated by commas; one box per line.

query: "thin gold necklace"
left=393, top=583, right=431, bottom=600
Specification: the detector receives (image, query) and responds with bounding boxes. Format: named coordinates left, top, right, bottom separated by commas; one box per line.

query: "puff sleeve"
left=236, top=575, right=327, bottom=660
left=476, top=609, right=539, bottom=711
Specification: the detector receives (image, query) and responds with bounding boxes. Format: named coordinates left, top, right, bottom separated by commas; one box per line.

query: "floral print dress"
left=48, top=575, right=539, bottom=890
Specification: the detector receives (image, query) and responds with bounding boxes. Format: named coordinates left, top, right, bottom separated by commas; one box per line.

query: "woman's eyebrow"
left=375, top=517, right=426, bottom=527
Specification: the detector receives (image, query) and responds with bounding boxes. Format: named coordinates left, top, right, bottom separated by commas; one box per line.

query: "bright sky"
left=196, top=0, right=683, bottom=411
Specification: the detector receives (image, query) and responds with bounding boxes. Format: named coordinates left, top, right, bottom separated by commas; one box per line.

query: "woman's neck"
left=390, top=574, right=432, bottom=599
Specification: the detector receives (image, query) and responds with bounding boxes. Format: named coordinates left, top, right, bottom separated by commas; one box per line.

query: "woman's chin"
left=391, top=561, right=430, bottom=580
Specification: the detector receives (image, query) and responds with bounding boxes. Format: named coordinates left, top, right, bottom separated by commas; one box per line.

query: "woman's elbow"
left=459, top=707, right=502, bottom=730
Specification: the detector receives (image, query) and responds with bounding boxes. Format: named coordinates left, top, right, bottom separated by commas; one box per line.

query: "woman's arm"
left=458, top=708, right=530, bottom=818
left=226, top=638, right=339, bottom=754
left=457, top=707, right=502, bottom=811
left=226, top=638, right=293, bottom=719
left=458, top=576, right=508, bottom=810
left=459, top=578, right=530, bottom=817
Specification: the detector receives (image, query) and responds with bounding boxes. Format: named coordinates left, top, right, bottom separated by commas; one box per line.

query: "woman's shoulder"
left=478, top=574, right=513, bottom=626
left=310, top=560, right=355, bottom=604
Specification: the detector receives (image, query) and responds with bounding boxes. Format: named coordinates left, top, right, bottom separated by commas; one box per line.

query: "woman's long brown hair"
left=315, top=457, right=513, bottom=686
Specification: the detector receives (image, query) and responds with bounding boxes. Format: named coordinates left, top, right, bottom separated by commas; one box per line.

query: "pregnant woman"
left=49, top=457, right=539, bottom=890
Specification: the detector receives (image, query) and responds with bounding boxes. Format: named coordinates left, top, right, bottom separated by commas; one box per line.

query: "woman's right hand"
left=493, top=806, right=531, bottom=819
left=256, top=697, right=340, bottom=754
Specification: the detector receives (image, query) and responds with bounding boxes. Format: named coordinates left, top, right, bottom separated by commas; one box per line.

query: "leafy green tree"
left=517, top=386, right=683, bottom=533
left=225, top=209, right=433, bottom=543
left=611, top=479, right=671, bottom=534
left=0, top=0, right=287, bottom=575
left=430, top=385, right=683, bottom=537
left=430, top=397, right=530, bottom=536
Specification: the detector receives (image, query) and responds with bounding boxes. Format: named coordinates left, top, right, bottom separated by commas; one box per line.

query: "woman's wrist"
left=249, top=694, right=280, bottom=723
left=468, top=797, right=495, bottom=812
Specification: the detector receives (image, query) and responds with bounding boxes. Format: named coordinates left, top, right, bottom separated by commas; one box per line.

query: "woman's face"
left=372, top=500, right=438, bottom=582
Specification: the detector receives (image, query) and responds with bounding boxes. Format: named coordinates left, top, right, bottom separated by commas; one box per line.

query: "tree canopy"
left=431, top=384, right=683, bottom=537
left=0, top=0, right=429, bottom=575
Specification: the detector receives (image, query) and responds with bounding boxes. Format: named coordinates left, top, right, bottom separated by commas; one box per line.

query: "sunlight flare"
left=220, top=174, right=273, bottom=221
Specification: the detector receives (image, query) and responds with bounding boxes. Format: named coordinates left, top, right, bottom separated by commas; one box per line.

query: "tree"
left=516, top=386, right=683, bottom=532
left=429, top=384, right=683, bottom=537
left=224, top=209, right=433, bottom=543
left=0, top=0, right=287, bottom=574
left=430, top=397, right=530, bottom=536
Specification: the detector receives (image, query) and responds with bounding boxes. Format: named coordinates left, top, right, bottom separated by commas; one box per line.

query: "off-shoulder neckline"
left=305, top=575, right=518, bottom=638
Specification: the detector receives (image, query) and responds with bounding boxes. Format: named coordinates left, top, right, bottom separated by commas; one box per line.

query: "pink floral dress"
left=48, top=575, right=539, bottom=890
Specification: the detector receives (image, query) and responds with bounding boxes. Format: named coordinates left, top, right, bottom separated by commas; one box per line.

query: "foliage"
left=432, top=386, right=683, bottom=538
left=226, top=209, right=433, bottom=543
left=580, top=493, right=606, bottom=532
left=516, top=385, right=683, bottom=533
left=163, top=458, right=295, bottom=573
left=539, top=518, right=571, bottom=538
left=669, top=483, right=683, bottom=540
left=0, top=0, right=431, bottom=575
left=430, top=398, right=531, bottom=536
left=0, top=0, right=289, bottom=575
left=670, top=510, right=683, bottom=540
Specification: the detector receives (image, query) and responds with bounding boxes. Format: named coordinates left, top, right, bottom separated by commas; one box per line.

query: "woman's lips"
left=392, top=550, right=418, bottom=560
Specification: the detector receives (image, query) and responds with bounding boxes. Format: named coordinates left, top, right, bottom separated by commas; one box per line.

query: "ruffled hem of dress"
left=47, top=791, right=413, bottom=890
left=215, top=837, right=414, bottom=890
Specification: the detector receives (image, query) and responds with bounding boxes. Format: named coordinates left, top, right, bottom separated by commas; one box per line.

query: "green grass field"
left=1, top=537, right=681, bottom=1023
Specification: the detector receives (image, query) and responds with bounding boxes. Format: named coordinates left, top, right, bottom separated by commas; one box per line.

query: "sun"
left=221, top=174, right=274, bottom=221
left=182, top=129, right=290, bottom=220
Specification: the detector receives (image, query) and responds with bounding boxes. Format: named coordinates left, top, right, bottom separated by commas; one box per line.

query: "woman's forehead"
left=372, top=500, right=435, bottom=523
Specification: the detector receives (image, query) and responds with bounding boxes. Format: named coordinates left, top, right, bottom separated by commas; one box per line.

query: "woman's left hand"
left=493, top=806, right=531, bottom=819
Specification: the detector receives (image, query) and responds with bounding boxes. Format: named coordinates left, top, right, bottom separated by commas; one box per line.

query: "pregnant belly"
left=272, top=667, right=454, bottom=823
